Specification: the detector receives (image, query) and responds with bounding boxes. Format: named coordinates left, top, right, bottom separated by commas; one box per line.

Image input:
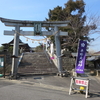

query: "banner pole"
left=74, top=39, right=80, bottom=76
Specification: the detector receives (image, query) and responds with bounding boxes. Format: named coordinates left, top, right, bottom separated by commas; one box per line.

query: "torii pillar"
left=54, top=26, right=62, bottom=72
left=11, top=25, right=20, bottom=78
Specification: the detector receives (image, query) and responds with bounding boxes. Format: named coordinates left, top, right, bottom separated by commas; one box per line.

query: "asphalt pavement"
left=0, top=74, right=100, bottom=99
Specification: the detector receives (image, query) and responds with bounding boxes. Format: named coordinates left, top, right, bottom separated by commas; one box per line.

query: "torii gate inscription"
left=0, top=17, right=69, bottom=78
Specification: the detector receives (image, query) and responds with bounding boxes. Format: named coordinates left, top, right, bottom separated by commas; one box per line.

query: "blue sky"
left=0, top=0, right=100, bottom=52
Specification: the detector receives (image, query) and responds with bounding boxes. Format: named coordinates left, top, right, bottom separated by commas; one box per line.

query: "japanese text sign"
left=75, top=79, right=88, bottom=86
left=75, top=40, right=87, bottom=73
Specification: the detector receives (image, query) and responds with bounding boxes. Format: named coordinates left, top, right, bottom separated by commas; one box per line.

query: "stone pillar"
left=11, top=25, right=20, bottom=78
left=54, top=26, right=63, bottom=73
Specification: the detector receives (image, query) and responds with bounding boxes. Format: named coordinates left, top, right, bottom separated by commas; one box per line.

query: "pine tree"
left=46, top=0, right=96, bottom=52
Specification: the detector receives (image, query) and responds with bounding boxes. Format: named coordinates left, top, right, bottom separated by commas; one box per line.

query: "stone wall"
left=62, top=57, right=75, bottom=71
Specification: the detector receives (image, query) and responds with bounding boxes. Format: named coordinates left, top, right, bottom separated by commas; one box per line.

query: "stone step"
left=18, top=52, right=58, bottom=74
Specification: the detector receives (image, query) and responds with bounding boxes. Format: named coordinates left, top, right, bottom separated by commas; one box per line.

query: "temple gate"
left=0, top=17, right=69, bottom=78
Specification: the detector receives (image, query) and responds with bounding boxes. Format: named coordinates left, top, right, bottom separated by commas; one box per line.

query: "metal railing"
left=18, top=53, right=24, bottom=66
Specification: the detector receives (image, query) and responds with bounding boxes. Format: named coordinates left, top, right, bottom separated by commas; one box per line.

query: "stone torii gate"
left=0, top=17, right=69, bottom=78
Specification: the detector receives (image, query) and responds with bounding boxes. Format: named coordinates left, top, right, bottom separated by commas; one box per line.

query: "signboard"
left=0, top=57, right=4, bottom=67
left=0, top=55, right=5, bottom=78
left=69, top=77, right=90, bottom=98
left=34, top=23, right=42, bottom=35
left=75, top=40, right=87, bottom=74
left=75, top=79, right=88, bottom=86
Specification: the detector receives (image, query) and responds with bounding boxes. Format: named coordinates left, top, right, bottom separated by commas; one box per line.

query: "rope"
left=14, top=30, right=58, bottom=42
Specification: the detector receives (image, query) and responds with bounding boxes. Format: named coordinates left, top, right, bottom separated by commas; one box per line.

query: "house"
left=2, top=39, right=31, bottom=53
left=87, top=51, right=100, bottom=69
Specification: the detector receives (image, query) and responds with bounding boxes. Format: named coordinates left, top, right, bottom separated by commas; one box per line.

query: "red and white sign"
left=75, top=79, right=88, bottom=86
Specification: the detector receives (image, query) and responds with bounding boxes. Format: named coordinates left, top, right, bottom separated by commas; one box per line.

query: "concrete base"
left=57, top=71, right=69, bottom=77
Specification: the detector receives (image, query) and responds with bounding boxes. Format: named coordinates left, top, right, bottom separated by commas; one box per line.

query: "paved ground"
left=19, top=74, right=100, bottom=97
left=0, top=74, right=100, bottom=100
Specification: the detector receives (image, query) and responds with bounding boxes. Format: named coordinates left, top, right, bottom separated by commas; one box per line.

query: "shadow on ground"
left=89, top=92, right=100, bottom=98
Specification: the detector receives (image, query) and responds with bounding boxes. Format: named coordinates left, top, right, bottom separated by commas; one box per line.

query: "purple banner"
left=75, top=40, right=87, bottom=74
